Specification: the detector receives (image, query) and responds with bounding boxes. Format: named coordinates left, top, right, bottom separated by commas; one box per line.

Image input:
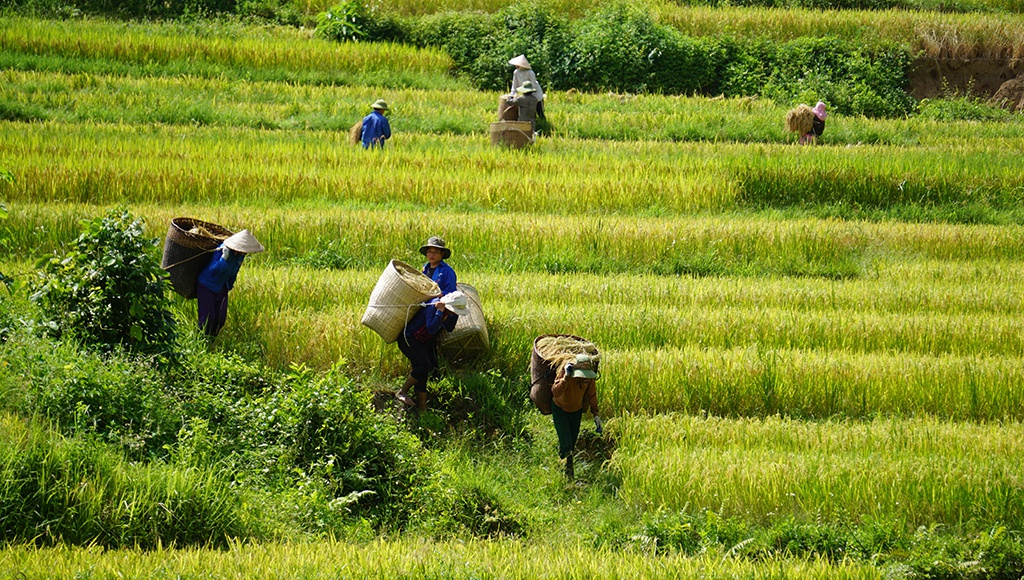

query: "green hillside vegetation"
left=3, top=1, right=1024, bottom=577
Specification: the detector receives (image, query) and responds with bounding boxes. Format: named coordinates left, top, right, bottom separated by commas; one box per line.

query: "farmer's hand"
left=594, top=415, right=603, bottom=434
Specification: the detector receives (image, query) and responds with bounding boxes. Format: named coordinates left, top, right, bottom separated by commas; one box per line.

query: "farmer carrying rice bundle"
left=785, top=101, right=827, bottom=145
left=533, top=335, right=602, bottom=480
left=360, top=99, right=391, bottom=149
left=197, top=229, right=264, bottom=337
left=396, top=291, right=470, bottom=410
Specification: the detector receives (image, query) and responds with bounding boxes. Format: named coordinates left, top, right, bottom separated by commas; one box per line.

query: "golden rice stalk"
left=536, top=335, right=600, bottom=371
left=785, top=104, right=814, bottom=134
left=349, top=120, right=362, bottom=144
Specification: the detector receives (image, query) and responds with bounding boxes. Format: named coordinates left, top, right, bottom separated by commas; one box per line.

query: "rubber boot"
left=563, top=454, right=574, bottom=480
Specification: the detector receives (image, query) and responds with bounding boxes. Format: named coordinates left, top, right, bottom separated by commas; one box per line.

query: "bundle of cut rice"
left=785, top=104, right=815, bottom=135
left=529, top=334, right=600, bottom=415
left=349, top=120, right=363, bottom=144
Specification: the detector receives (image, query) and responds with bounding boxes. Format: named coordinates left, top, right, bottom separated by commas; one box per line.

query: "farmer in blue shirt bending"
left=196, top=229, right=264, bottom=337
left=360, top=99, right=391, bottom=149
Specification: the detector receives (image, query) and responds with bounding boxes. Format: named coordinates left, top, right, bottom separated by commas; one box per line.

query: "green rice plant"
left=611, top=413, right=1024, bottom=530
left=0, top=17, right=462, bottom=89
left=0, top=536, right=886, bottom=578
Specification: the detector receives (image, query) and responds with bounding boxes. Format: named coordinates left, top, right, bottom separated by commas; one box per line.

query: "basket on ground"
left=489, top=121, right=534, bottom=148
left=529, top=334, right=600, bottom=415
left=161, top=217, right=234, bottom=299
left=438, top=283, right=489, bottom=363
left=361, top=260, right=440, bottom=343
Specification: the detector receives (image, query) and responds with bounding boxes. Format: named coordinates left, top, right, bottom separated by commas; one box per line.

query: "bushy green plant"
left=469, top=2, right=571, bottom=92
left=760, top=37, right=914, bottom=118
left=30, top=208, right=176, bottom=356
left=917, top=94, right=1014, bottom=121
left=276, top=364, right=422, bottom=525
left=7, top=335, right=181, bottom=458
left=315, top=0, right=369, bottom=42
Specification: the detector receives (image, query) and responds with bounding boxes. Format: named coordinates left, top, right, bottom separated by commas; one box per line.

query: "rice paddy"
left=3, top=10, right=1024, bottom=576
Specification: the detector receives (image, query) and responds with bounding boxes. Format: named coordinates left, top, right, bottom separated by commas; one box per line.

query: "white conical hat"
left=439, top=291, right=470, bottom=317
left=223, top=229, right=265, bottom=254
left=508, top=54, right=531, bottom=69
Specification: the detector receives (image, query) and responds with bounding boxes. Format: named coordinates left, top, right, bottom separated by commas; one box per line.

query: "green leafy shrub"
left=409, top=11, right=496, bottom=81
left=5, top=334, right=181, bottom=458
left=30, top=208, right=176, bottom=356
left=276, top=365, right=422, bottom=525
left=469, top=2, right=572, bottom=92
left=315, top=0, right=369, bottom=42
left=760, top=37, right=914, bottom=117
left=558, top=3, right=723, bottom=95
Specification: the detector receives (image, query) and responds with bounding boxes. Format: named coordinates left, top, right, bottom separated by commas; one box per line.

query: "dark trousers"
left=397, top=335, right=437, bottom=392
left=197, top=284, right=229, bottom=337
left=551, top=402, right=583, bottom=460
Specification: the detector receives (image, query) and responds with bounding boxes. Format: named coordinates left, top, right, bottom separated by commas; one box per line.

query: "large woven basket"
left=529, top=334, right=600, bottom=415
left=361, top=260, right=440, bottom=343
left=438, top=283, right=489, bottom=364
left=161, top=217, right=234, bottom=299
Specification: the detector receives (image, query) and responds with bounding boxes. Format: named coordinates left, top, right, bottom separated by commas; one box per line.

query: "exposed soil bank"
left=910, top=57, right=1023, bottom=99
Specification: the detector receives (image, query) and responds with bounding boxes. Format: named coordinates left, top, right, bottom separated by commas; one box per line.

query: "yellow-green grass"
left=657, top=6, right=1024, bottom=57
left=5, top=74, right=1024, bottom=142
left=0, top=17, right=457, bottom=81
left=8, top=202, right=1024, bottom=272
left=5, top=123, right=1024, bottom=227
left=0, top=539, right=883, bottom=579
left=613, top=414, right=1024, bottom=529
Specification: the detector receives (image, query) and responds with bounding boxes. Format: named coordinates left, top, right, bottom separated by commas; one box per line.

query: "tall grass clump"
left=612, top=414, right=1024, bottom=531
left=0, top=413, right=255, bottom=548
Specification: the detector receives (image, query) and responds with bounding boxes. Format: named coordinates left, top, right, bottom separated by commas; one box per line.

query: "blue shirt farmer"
left=197, top=246, right=245, bottom=293
left=361, top=110, right=391, bottom=149
left=423, top=260, right=457, bottom=296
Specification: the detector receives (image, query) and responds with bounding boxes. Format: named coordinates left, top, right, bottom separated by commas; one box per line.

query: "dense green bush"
left=30, top=208, right=176, bottom=357
left=361, top=1, right=915, bottom=117
left=0, top=329, right=181, bottom=458
left=557, top=2, right=721, bottom=95
left=756, top=37, right=915, bottom=117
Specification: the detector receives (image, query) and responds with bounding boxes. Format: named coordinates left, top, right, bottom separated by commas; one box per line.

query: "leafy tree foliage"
left=30, top=208, right=176, bottom=356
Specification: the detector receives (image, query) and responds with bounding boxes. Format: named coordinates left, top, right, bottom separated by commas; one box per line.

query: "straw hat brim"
left=223, top=229, right=265, bottom=254
left=508, top=55, right=531, bottom=69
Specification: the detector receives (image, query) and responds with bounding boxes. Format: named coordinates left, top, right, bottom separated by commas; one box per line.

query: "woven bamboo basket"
left=161, top=217, right=234, bottom=299
left=529, top=334, right=600, bottom=415
left=489, top=121, right=534, bottom=148
left=438, top=283, right=489, bottom=363
left=361, top=260, right=440, bottom=343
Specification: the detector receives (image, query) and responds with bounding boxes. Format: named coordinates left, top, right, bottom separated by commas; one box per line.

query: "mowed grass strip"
left=612, top=413, right=1024, bottom=529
